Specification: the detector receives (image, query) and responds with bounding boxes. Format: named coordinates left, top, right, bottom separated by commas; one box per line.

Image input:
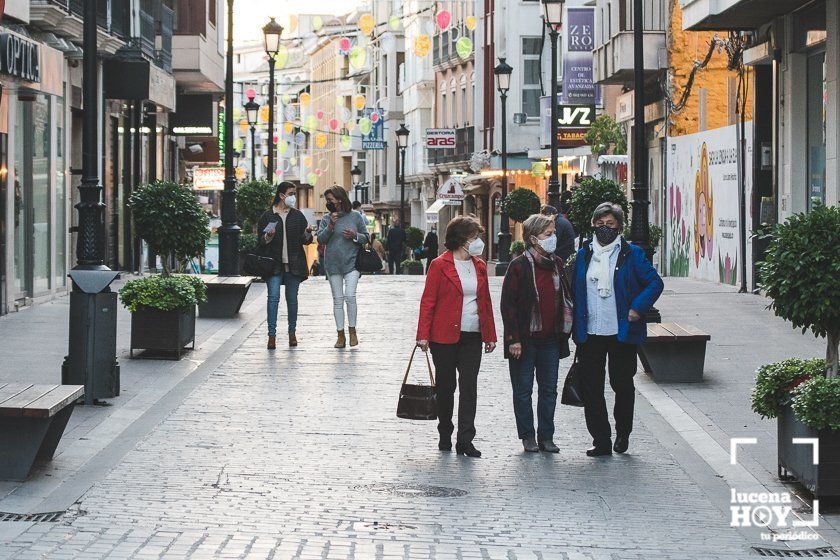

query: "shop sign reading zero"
left=0, top=34, right=40, bottom=83
left=426, top=128, right=456, bottom=149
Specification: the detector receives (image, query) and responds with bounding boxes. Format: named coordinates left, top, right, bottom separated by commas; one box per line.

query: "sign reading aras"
left=426, top=128, right=456, bottom=149
left=0, top=34, right=40, bottom=82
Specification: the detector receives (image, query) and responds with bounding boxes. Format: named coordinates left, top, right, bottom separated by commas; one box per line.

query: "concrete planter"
left=130, top=306, right=196, bottom=359
left=402, top=264, right=424, bottom=275
left=777, top=404, right=840, bottom=498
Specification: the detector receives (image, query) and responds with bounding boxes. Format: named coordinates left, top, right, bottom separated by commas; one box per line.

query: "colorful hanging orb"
left=306, top=115, right=318, bottom=131
left=315, top=132, right=328, bottom=149
left=294, top=132, right=306, bottom=145
left=312, top=15, right=323, bottom=31
left=283, top=121, right=295, bottom=134
left=278, top=140, right=289, bottom=155
left=456, top=36, right=473, bottom=59
left=358, top=13, right=375, bottom=35
left=300, top=92, right=311, bottom=107
left=531, top=161, right=547, bottom=178
left=345, top=119, right=355, bottom=131
left=341, top=134, right=351, bottom=149
left=307, top=172, right=318, bottom=185
left=273, top=45, right=289, bottom=69
left=353, top=94, right=366, bottom=110
left=389, top=15, right=400, bottom=31
left=290, top=157, right=297, bottom=166
left=358, top=117, right=372, bottom=135
left=284, top=105, right=297, bottom=120
left=238, top=120, right=249, bottom=133
left=236, top=167, right=246, bottom=180
left=281, top=94, right=291, bottom=105
left=341, top=107, right=353, bottom=121
left=288, top=15, right=298, bottom=34
left=245, top=88, right=257, bottom=99
left=465, top=16, right=477, bottom=31
left=329, top=118, right=339, bottom=131
left=339, top=37, right=352, bottom=53
left=303, top=155, right=312, bottom=167
left=259, top=106, right=270, bottom=122
left=370, top=111, right=380, bottom=123
left=234, top=137, right=244, bottom=151
left=262, top=155, right=269, bottom=167
left=414, top=35, right=431, bottom=57
left=272, top=132, right=279, bottom=143
left=349, top=45, right=366, bottom=69
left=275, top=169, right=283, bottom=177
left=424, top=20, right=437, bottom=36
left=380, top=32, right=396, bottom=53
left=316, top=109, right=325, bottom=120
left=436, top=10, right=451, bottom=30
left=314, top=168, right=323, bottom=176
left=233, top=107, right=244, bottom=120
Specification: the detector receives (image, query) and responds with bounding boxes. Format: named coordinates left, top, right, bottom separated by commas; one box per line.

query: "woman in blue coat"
left=571, top=203, right=663, bottom=457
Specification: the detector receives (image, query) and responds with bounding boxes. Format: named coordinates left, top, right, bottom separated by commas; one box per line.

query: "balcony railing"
left=432, top=29, right=474, bottom=67
left=156, top=5, right=174, bottom=72
left=49, top=0, right=129, bottom=38
left=139, top=0, right=157, bottom=58
left=428, top=127, right=475, bottom=165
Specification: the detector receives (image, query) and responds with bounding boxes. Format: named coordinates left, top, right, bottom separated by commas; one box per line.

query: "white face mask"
left=535, top=234, right=557, bottom=254
left=466, top=237, right=485, bottom=256
left=283, top=195, right=296, bottom=208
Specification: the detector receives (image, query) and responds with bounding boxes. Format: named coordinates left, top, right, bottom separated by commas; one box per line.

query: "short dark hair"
left=591, top=202, right=625, bottom=228
left=540, top=204, right=558, bottom=216
left=444, top=215, right=484, bottom=251
left=352, top=200, right=362, bottom=209
left=272, top=181, right=297, bottom=205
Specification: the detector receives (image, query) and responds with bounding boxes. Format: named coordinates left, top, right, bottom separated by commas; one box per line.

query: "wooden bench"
left=196, top=274, right=254, bottom=318
left=0, top=383, right=84, bottom=480
left=639, top=323, right=711, bottom=383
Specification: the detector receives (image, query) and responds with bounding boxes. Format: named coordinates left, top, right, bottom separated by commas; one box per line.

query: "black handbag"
left=355, top=244, right=383, bottom=274
left=243, top=253, right=277, bottom=277
left=561, top=350, right=585, bottom=407
left=396, top=346, right=438, bottom=421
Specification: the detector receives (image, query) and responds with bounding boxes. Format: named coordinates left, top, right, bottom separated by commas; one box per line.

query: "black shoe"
left=538, top=439, right=560, bottom=453
left=586, top=445, right=613, bottom=457
left=522, top=437, right=539, bottom=453
left=455, top=442, right=481, bottom=458
left=439, top=437, right=452, bottom=452
left=613, top=436, right=629, bottom=454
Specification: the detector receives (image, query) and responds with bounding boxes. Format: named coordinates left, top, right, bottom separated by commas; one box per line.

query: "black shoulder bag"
left=355, top=242, right=383, bottom=274
left=396, top=346, right=438, bottom=421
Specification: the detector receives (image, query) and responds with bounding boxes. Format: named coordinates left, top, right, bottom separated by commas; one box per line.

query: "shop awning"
left=426, top=199, right=447, bottom=214
left=597, top=155, right=629, bottom=166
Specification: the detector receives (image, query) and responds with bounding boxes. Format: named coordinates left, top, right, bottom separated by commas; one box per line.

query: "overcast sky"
left=233, top=0, right=362, bottom=43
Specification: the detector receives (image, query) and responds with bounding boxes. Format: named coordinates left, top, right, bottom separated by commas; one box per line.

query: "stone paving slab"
left=2, top=277, right=758, bottom=558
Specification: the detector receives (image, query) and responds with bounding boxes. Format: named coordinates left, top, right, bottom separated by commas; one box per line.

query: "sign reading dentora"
left=0, top=33, right=40, bottom=82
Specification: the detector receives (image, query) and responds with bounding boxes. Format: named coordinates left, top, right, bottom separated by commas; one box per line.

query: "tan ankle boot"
left=348, top=327, right=358, bottom=347
left=289, top=332, right=298, bottom=347
left=334, top=330, right=346, bottom=348
left=267, top=336, right=276, bottom=350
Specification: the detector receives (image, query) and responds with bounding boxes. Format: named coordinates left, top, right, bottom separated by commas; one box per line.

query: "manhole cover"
left=0, top=511, right=65, bottom=523
left=355, top=483, right=467, bottom=498
left=753, top=547, right=839, bottom=557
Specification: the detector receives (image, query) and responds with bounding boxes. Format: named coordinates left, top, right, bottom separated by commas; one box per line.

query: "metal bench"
left=196, top=274, right=254, bottom=318
left=639, top=323, right=711, bottom=383
left=0, top=383, right=84, bottom=480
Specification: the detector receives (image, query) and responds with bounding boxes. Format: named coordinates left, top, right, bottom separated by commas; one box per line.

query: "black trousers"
left=388, top=251, right=402, bottom=274
left=578, top=335, right=638, bottom=449
left=430, top=332, right=483, bottom=445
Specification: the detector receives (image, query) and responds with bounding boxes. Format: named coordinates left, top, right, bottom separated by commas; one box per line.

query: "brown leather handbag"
left=396, top=346, right=438, bottom=420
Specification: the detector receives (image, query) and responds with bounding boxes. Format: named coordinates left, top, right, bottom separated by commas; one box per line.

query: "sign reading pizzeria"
left=0, top=34, right=40, bottom=82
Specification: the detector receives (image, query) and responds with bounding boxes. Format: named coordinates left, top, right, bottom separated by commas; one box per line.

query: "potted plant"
left=500, top=188, right=541, bottom=224
left=236, top=179, right=274, bottom=275
left=121, top=181, right=210, bottom=359
left=405, top=226, right=425, bottom=259
left=401, top=259, right=424, bottom=275
left=510, top=240, right=526, bottom=258
left=752, top=205, right=840, bottom=497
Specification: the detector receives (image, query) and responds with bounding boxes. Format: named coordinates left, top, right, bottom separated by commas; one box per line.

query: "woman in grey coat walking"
left=317, top=185, right=370, bottom=348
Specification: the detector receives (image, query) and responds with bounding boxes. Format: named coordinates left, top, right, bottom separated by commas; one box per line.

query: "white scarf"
left=587, top=236, right=621, bottom=298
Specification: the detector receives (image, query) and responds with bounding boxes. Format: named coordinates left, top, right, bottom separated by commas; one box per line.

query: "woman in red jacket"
left=416, top=215, right=497, bottom=458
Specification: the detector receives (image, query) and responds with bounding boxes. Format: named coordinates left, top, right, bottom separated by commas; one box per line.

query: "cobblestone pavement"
left=2, top=277, right=757, bottom=559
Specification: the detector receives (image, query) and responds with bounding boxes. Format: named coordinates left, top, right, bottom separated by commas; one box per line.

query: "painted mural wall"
left=666, top=123, right=753, bottom=286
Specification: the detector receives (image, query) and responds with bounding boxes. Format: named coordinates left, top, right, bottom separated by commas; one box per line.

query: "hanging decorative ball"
left=312, top=15, right=323, bottom=31
left=245, top=88, right=257, bottom=100
left=283, top=121, right=295, bottom=134
left=465, top=16, right=477, bottom=31
left=389, top=15, right=401, bottom=31
left=370, top=111, right=380, bottom=123
left=273, top=46, right=289, bottom=69
left=380, top=33, right=396, bottom=53
left=329, top=118, right=339, bottom=131
left=307, top=172, right=318, bottom=185
left=414, top=35, right=431, bottom=57
left=358, top=117, right=372, bottom=135
left=358, top=13, right=375, bottom=35
left=315, top=132, right=328, bottom=149
left=456, top=36, right=473, bottom=59
left=316, top=109, right=325, bottom=120
left=436, top=10, right=451, bottom=30
left=353, top=94, right=366, bottom=110
left=299, top=92, right=311, bottom=107
left=349, top=45, right=367, bottom=69
left=339, top=37, right=352, bottom=53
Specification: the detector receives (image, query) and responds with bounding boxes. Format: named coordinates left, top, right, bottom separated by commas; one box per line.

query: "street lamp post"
left=263, top=17, right=283, bottom=182
left=494, top=58, right=513, bottom=275
left=542, top=0, right=564, bottom=211
left=63, top=0, right=120, bottom=404
left=245, top=95, right=260, bottom=179
left=395, top=124, right=410, bottom=226
left=219, top=0, right=241, bottom=276
left=351, top=165, right=364, bottom=204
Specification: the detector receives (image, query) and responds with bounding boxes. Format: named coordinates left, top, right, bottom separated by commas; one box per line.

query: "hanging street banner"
left=361, top=108, right=385, bottom=150
left=561, top=7, right=600, bottom=106
left=425, top=128, right=456, bottom=149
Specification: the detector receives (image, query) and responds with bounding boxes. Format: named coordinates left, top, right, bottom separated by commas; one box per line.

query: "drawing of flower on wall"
left=718, top=250, right=737, bottom=285
left=668, top=183, right=690, bottom=277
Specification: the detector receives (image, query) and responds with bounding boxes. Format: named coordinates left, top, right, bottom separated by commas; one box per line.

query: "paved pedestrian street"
left=0, top=277, right=821, bottom=559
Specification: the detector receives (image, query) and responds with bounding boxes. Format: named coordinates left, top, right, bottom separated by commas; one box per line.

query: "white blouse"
left=454, top=258, right=480, bottom=332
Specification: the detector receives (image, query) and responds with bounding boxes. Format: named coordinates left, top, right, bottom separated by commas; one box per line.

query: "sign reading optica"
left=192, top=167, right=225, bottom=191
left=0, top=33, right=40, bottom=82
left=426, top=128, right=456, bottom=149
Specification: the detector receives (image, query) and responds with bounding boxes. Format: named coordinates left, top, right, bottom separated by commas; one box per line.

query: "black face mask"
left=326, top=202, right=337, bottom=213
left=594, top=225, right=620, bottom=245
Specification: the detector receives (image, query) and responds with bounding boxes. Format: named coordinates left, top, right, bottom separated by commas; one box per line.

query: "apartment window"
left=440, top=92, right=447, bottom=126
left=450, top=79, right=457, bottom=127
left=209, top=0, right=216, bottom=27
left=619, top=0, right=626, bottom=32
left=460, top=75, right=467, bottom=126
left=522, top=37, right=542, bottom=118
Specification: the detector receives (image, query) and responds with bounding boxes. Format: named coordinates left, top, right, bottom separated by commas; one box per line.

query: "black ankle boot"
left=438, top=437, right=451, bottom=451
left=455, top=442, right=481, bottom=458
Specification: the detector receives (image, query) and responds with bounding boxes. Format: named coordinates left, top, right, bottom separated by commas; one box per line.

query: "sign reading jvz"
left=557, top=104, right=595, bottom=148
left=0, top=34, right=40, bottom=82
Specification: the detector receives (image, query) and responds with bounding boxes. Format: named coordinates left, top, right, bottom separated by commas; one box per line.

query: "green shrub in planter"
left=236, top=179, right=275, bottom=233
left=758, top=204, right=840, bottom=376
left=569, top=177, right=628, bottom=239
left=751, top=358, right=826, bottom=419
left=240, top=232, right=259, bottom=255
left=401, top=259, right=423, bottom=271
left=405, top=227, right=425, bottom=252
left=500, top=189, right=541, bottom=223
left=792, top=375, right=840, bottom=431
left=119, top=275, right=207, bottom=313
left=510, top=240, right=525, bottom=257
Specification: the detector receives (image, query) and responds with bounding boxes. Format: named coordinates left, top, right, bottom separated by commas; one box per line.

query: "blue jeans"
left=266, top=271, right=303, bottom=336
left=508, top=337, right=561, bottom=441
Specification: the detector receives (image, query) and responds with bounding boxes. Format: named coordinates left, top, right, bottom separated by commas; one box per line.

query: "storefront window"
left=56, top=95, right=67, bottom=287
left=806, top=51, right=826, bottom=211
left=32, top=95, right=51, bottom=294
left=13, top=100, right=25, bottom=297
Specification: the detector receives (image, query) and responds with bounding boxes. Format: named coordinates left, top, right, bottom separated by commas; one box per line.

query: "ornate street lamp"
left=395, top=124, right=410, bottom=226
left=542, top=0, right=564, bottom=210
left=494, top=58, right=513, bottom=275
left=244, top=94, right=260, bottom=179
left=220, top=0, right=241, bottom=276
left=351, top=164, right=366, bottom=204
left=263, top=17, right=283, bottom=181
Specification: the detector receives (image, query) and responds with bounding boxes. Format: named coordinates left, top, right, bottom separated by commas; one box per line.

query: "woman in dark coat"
left=501, top=214, right=572, bottom=454
left=257, top=182, right=314, bottom=349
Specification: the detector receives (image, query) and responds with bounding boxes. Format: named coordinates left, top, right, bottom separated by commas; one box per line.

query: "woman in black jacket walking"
left=257, top=182, right=314, bottom=349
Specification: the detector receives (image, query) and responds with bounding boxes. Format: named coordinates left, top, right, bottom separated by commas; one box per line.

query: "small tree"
left=129, top=181, right=210, bottom=276
left=758, top=205, right=840, bottom=377
left=236, top=179, right=275, bottom=233
left=584, top=114, right=627, bottom=156
left=568, top=177, right=629, bottom=239
left=405, top=226, right=425, bottom=260
left=500, top=188, right=541, bottom=223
